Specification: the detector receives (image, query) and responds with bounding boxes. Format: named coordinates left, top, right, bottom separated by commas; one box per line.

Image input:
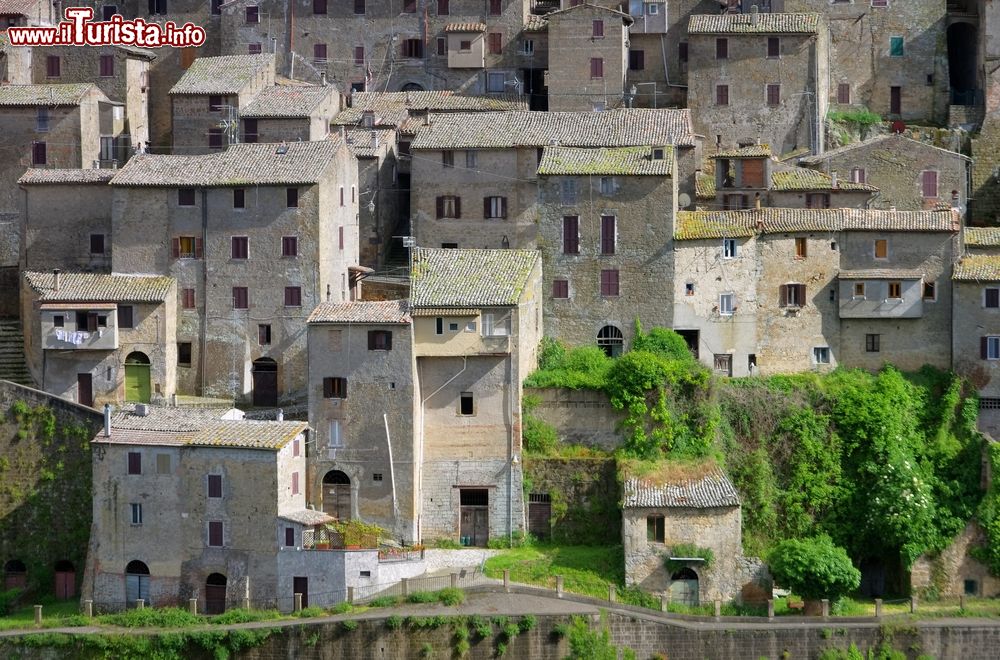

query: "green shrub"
left=367, top=595, right=400, bottom=608
left=406, top=590, right=439, bottom=604
left=522, top=414, right=559, bottom=454
left=454, top=638, right=471, bottom=658
left=295, top=606, right=324, bottom=618
left=0, top=588, right=22, bottom=616
left=524, top=343, right=613, bottom=390
left=565, top=616, right=617, bottom=660
left=663, top=544, right=714, bottom=575
left=767, top=537, right=860, bottom=601
left=430, top=538, right=463, bottom=549
left=471, top=615, right=492, bottom=638
left=386, top=615, right=403, bottom=630
left=631, top=324, right=694, bottom=363
left=341, top=620, right=359, bottom=632
left=328, top=601, right=354, bottom=615
left=208, top=609, right=281, bottom=625
left=827, top=108, right=882, bottom=127
left=420, top=642, right=434, bottom=658
left=518, top=615, right=536, bottom=633
left=99, top=607, right=201, bottom=628
left=438, top=587, right=465, bottom=606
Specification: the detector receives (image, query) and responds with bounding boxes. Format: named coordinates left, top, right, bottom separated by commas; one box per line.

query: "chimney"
left=103, top=403, right=111, bottom=438
left=135, top=403, right=149, bottom=416
left=53, top=268, right=60, bottom=292
left=362, top=109, right=375, bottom=128
left=423, top=107, right=431, bottom=126
left=340, top=125, right=346, bottom=141
left=831, top=171, right=838, bottom=189
left=952, top=190, right=960, bottom=207
left=750, top=5, right=759, bottom=26
left=371, top=131, right=379, bottom=150
left=320, top=72, right=327, bottom=87
left=276, top=408, right=284, bottom=422
left=754, top=192, right=762, bottom=210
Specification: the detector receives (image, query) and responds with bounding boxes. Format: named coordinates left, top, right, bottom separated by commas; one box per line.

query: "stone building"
left=168, top=54, right=275, bottom=154
left=108, top=139, right=359, bottom=404
left=0, top=83, right=117, bottom=267
left=0, top=32, right=31, bottom=84
left=28, top=44, right=155, bottom=152
left=911, top=521, right=1000, bottom=599
left=307, top=248, right=542, bottom=546
left=536, top=145, right=676, bottom=351
left=0, top=0, right=56, bottom=28
left=685, top=11, right=827, bottom=155
left=799, top=134, right=971, bottom=213
left=952, top=253, right=1000, bottom=400
left=704, top=144, right=876, bottom=211
left=18, top=169, right=116, bottom=272
left=218, top=0, right=541, bottom=100
left=20, top=271, right=177, bottom=407
left=408, top=108, right=700, bottom=250
left=545, top=3, right=631, bottom=112
left=238, top=82, right=340, bottom=143
left=83, top=404, right=336, bottom=612
left=673, top=208, right=959, bottom=377
left=622, top=465, right=766, bottom=605
left=331, top=91, right=527, bottom=268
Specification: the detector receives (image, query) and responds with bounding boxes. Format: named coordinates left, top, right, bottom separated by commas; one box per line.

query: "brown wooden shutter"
left=323, top=377, right=334, bottom=398
left=500, top=197, right=507, bottom=218
left=194, top=237, right=204, bottom=259
left=436, top=196, right=444, bottom=219
left=454, top=197, right=461, bottom=218
left=385, top=332, right=392, bottom=350
left=172, top=238, right=180, bottom=259
left=340, top=378, right=348, bottom=398
left=982, top=337, right=989, bottom=360
left=368, top=331, right=376, bottom=350
left=484, top=197, right=491, bottom=218
left=796, top=284, right=807, bottom=306
left=779, top=284, right=788, bottom=307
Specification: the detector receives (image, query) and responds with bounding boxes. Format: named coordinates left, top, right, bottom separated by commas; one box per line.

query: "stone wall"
left=522, top=457, right=620, bottom=545
left=911, top=521, right=1000, bottom=599
left=0, top=380, right=102, bottom=598
left=546, top=5, right=627, bottom=111
left=526, top=388, right=623, bottom=450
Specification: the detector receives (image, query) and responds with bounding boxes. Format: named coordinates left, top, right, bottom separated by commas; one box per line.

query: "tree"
left=767, top=537, right=860, bottom=601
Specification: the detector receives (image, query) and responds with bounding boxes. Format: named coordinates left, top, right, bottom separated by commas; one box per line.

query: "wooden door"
left=252, top=370, right=278, bottom=407
left=527, top=499, right=552, bottom=541
left=205, top=583, right=227, bottom=614
left=669, top=578, right=699, bottom=606
left=124, top=364, right=150, bottom=402
left=322, top=484, right=352, bottom=520
left=126, top=574, right=149, bottom=607
left=460, top=507, right=489, bottom=547
left=54, top=570, right=75, bottom=600
left=890, top=86, right=901, bottom=115
left=293, top=577, right=308, bottom=609
left=77, top=373, right=93, bottom=407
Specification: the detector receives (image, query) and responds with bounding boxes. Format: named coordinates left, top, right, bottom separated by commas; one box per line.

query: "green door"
left=124, top=353, right=151, bottom=403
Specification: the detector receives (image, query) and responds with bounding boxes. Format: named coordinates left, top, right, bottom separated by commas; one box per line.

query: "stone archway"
left=322, top=470, right=352, bottom=520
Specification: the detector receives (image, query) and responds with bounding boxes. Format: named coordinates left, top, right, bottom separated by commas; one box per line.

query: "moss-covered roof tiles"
left=964, top=227, right=1000, bottom=247
left=169, top=54, right=273, bottom=95
left=954, top=255, right=1000, bottom=281
left=24, top=271, right=174, bottom=302
left=411, top=248, right=539, bottom=307
left=770, top=168, right=878, bottom=192
left=675, top=208, right=959, bottom=240
left=688, top=12, right=820, bottom=35
left=537, top=146, right=673, bottom=176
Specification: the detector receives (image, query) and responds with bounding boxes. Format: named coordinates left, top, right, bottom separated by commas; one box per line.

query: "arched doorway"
left=205, top=573, right=227, bottom=614
left=125, top=560, right=150, bottom=608
left=322, top=470, right=352, bottom=520
left=597, top=325, right=624, bottom=357
left=400, top=82, right=425, bottom=92
left=947, top=22, right=978, bottom=105
left=668, top=567, right=699, bottom=606
left=251, top=358, right=278, bottom=407
left=124, top=352, right=151, bottom=403
left=54, top=560, right=75, bottom=599
left=3, top=559, right=26, bottom=590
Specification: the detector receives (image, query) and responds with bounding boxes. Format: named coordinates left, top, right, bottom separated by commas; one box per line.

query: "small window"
left=208, top=128, right=223, bottom=150
left=522, top=39, right=534, bottom=56
left=599, top=177, right=616, bottom=195
left=208, top=95, right=223, bottom=112
left=36, top=107, right=49, bottom=132
left=178, top=189, right=196, bottom=206
left=986, top=337, right=1000, bottom=360
left=449, top=322, right=459, bottom=331
left=233, top=286, right=249, bottom=310
left=233, top=189, right=245, bottom=209
left=155, top=453, right=171, bottom=474
left=628, top=49, right=645, bottom=71
left=888, top=281, right=902, bottom=299
left=46, top=55, right=60, bottom=78
left=208, top=521, right=224, bottom=547
left=436, top=196, right=461, bottom=219
left=182, top=288, right=196, bottom=309
left=986, top=288, right=1000, bottom=308
left=437, top=0, right=449, bottom=14
left=562, top=216, right=580, bottom=254
left=466, top=150, right=478, bottom=168
left=401, top=38, right=423, bottom=58
left=794, top=237, right=807, bottom=259
left=465, top=322, right=476, bottom=332
left=552, top=279, right=569, bottom=299
left=646, top=515, right=665, bottom=543
left=284, top=286, right=302, bottom=307
left=723, top=238, right=738, bottom=259
left=889, top=36, right=904, bottom=57
left=685, top=282, right=694, bottom=296
left=353, top=45, right=365, bottom=66
left=292, top=471, right=300, bottom=494
left=837, top=83, right=851, bottom=104
left=487, top=72, right=506, bottom=92
left=647, top=2, right=658, bottom=13
left=286, top=188, right=299, bottom=208
left=484, top=196, right=507, bottom=219
left=716, top=38, right=728, bottom=59
left=127, top=451, right=141, bottom=475
left=921, top=170, right=939, bottom=198
left=313, top=0, right=326, bottom=13
left=600, top=269, right=619, bottom=297
left=231, top=236, right=249, bottom=260
left=459, top=392, right=474, bottom=416
left=488, top=33, right=502, bottom=55
left=53, top=315, right=64, bottom=327
left=600, top=215, right=616, bottom=255
left=32, top=141, right=47, bottom=166
left=354, top=0, right=365, bottom=12
left=285, top=527, right=295, bottom=547
left=103, top=5, right=119, bottom=20
left=781, top=283, right=806, bottom=308
left=373, top=473, right=383, bottom=482
left=592, top=19, right=604, bottom=38
left=590, top=57, right=604, bottom=79
left=130, top=503, right=142, bottom=525
left=489, top=0, right=501, bottom=14
left=814, top=347, right=831, bottom=364
left=853, top=282, right=866, bottom=298
left=90, top=233, right=106, bottom=255
left=716, top=84, right=729, bottom=106
left=258, top=324, right=272, bottom=346
left=178, top=342, right=192, bottom=366
left=767, top=37, right=780, bottom=58
left=442, top=150, right=454, bottom=168
left=245, top=6, right=259, bottom=23
left=766, top=83, right=781, bottom=106
left=678, top=42, right=688, bottom=63
left=368, top=330, right=392, bottom=350
left=282, top=236, right=298, bottom=257
left=719, top=293, right=735, bottom=316
left=806, top=193, right=830, bottom=209
left=435, top=317, right=444, bottom=334
left=874, top=239, right=888, bottom=259
left=866, top=334, right=880, bottom=353
left=923, top=281, right=936, bottom=301
left=323, top=377, right=347, bottom=399
left=248, top=43, right=262, bottom=54
left=851, top=167, right=866, bottom=184
left=965, top=579, right=979, bottom=595
left=208, top=474, right=222, bottom=498
left=244, top=118, right=258, bottom=143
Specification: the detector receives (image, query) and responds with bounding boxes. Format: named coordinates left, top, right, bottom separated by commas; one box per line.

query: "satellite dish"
left=678, top=192, right=692, bottom=209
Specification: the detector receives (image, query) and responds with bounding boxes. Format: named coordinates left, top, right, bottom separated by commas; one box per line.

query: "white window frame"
left=599, top=177, right=617, bottom=195
left=522, top=39, right=534, bottom=56
left=719, top=293, right=735, bottom=316
left=647, top=3, right=658, bottom=14
left=988, top=336, right=1000, bottom=360
left=486, top=71, right=506, bottom=93
left=813, top=346, right=831, bottom=364
left=328, top=420, right=343, bottom=447
left=130, top=502, right=142, bottom=526
left=482, top=312, right=510, bottom=337
left=466, top=150, right=478, bottom=168
left=723, top=238, right=738, bottom=259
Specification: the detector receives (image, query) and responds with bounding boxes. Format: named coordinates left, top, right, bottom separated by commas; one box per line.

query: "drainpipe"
left=199, top=188, right=208, bottom=396
left=384, top=412, right=398, bottom=523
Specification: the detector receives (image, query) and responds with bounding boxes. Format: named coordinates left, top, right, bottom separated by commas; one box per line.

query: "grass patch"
left=208, top=608, right=282, bottom=625
left=405, top=591, right=439, bottom=604
left=0, top=600, right=84, bottom=631
left=97, top=607, right=201, bottom=628
left=484, top=544, right=631, bottom=602
left=438, top=587, right=465, bottom=606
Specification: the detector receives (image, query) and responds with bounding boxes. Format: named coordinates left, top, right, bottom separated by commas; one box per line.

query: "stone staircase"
left=0, top=318, right=32, bottom=386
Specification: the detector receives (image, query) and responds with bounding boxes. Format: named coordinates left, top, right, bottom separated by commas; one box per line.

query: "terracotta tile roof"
left=182, top=420, right=307, bottom=450
left=0, top=0, right=34, bottom=15
left=965, top=227, right=1000, bottom=247
left=523, top=15, right=549, bottom=32
left=110, top=140, right=341, bottom=187
left=712, top=145, right=771, bottom=158
left=798, top=134, right=970, bottom=165
left=770, top=168, right=878, bottom=192
left=240, top=85, right=335, bottom=118
left=0, top=83, right=96, bottom=106
left=537, top=146, right=673, bottom=176
left=308, top=299, right=410, bottom=324
left=18, top=169, right=117, bottom=185
left=837, top=269, right=925, bottom=280
left=410, top=307, right=480, bottom=316
left=169, top=54, right=273, bottom=95
left=675, top=208, right=959, bottom=240
left=24, top=271, right=174, bottom=302
left=341, top=127, right=395, bottom=158
left=954, top=255, right=1000, bottom=281
left=279, top=510, right=335, bottom=526
left=623, top=468, right=740, bottom=508
left=333, top=91, right=527, bottom=126
left=688, top=12, right=820, bottom=34
left=695, top=172, right=716, bottom=200
left=411, top=248, right=539, bottom=307
left=410, top=109, right=697, bottom=149
left=110, top=404, right=238, bottom=432
left=114, top=45, right=157, bottom=60
left=444, top=22, right=487, bottom=32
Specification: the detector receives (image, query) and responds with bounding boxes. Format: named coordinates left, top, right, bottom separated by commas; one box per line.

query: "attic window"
left=652, top=148, right=664, bottom=161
